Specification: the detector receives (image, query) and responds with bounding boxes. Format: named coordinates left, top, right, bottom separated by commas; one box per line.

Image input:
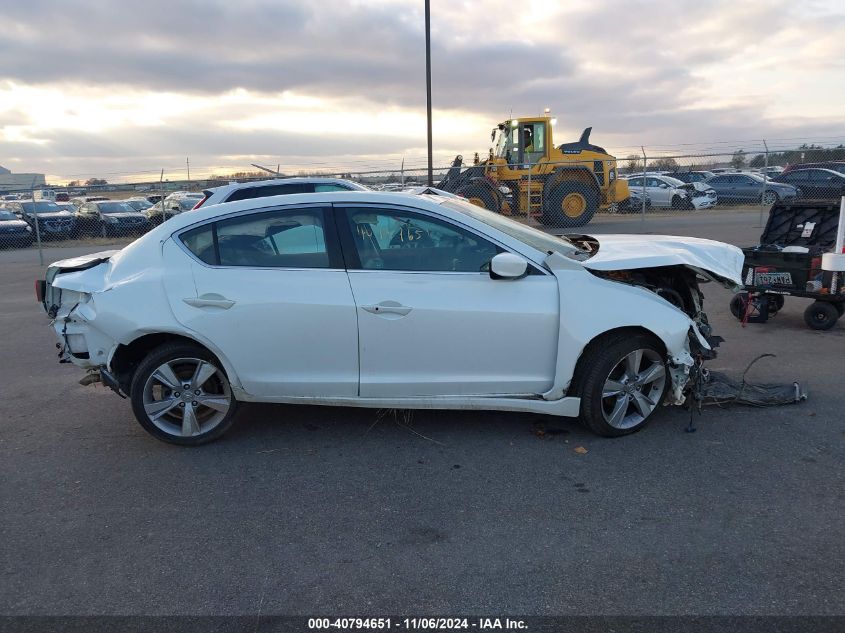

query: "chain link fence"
left=2, top=145, right=843, bottom=261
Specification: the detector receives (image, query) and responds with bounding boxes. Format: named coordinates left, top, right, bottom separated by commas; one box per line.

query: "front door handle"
left=183, top=293, right=236, bottom=309
left=362, top=301, right=412, bottom=317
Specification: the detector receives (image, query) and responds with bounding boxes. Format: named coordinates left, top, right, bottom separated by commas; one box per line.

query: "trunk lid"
left=41, top=250, right=119, bottom=315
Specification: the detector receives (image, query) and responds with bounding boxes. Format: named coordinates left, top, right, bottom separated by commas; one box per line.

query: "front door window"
left=344, top=208, right=501, bottom=273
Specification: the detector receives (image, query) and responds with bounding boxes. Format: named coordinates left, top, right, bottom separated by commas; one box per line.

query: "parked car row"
left=618, top=166, right=844, bottom=210
left=0, top=179, right=371, bottom=248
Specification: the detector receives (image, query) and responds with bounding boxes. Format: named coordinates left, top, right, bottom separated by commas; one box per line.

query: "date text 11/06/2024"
left=308, top=617, right=528, bottom=630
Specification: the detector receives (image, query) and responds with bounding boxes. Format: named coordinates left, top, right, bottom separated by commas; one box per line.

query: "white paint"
left=581, top=234, right=745, bottom=287
left=820, top=196, right=845, bottom=272
left=490, top=252, right=528, bottom=278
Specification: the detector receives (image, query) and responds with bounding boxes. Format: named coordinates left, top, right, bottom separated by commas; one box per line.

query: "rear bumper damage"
left=52, top=296, right=117, bottom=369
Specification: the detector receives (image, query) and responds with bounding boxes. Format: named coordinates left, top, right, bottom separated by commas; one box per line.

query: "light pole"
left=425, top=0, right=433, bottom=186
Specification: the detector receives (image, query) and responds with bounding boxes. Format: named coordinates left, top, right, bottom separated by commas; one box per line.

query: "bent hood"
left=577, top=234, right=744, bottom=287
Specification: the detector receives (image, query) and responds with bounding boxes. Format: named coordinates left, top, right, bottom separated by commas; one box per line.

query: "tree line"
left=624, top=144, right=845, bottom=174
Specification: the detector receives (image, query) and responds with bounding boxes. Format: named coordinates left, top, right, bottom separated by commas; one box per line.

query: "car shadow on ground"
left=216, top=401, right=700, bottom=453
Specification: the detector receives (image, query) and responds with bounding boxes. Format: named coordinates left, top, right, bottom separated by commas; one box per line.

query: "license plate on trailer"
left=755, top=271, right=794, bottom=286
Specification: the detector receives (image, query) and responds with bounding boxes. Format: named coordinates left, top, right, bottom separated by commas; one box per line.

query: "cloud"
left=0, top=0, right=843, bottom=180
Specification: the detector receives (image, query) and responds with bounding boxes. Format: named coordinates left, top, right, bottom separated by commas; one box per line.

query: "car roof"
left=781, top=167, right=843, bottom=175
left=154, top=191, right=446, bottom=231
left=206, top=177, right=366, bottom=194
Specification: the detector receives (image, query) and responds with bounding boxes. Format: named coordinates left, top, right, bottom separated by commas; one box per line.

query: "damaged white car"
left=37, top=192, right=743, bottom=445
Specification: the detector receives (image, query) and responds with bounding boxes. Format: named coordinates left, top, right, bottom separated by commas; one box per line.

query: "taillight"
left=192, top=194, right=210, bottom=210
left=35, top=279, right=46, bottom=303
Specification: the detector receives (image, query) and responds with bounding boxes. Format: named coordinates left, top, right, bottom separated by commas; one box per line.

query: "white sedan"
left=38, top=192, right=743, bottom=445
left=625, top=175, right=717, bottom=210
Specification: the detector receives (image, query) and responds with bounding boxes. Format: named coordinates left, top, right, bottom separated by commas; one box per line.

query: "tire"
left=540, top=180, right=598, bottom=227
left=456, top=181, right=501, bottom=213
left=729, top=292, right=749, bottom=320
left=129, top=343, right=239, bottom=446
left=768, top=294, right=785, bottom=315
left=574, top=333, right=668, bottom=437
left=671, top=195, right=686, bottom=210
left=803, top=301, right=839, bottom=331
left=762, top=190, right=779, bottom=205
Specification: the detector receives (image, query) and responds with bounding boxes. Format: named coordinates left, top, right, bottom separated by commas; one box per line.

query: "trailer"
left=730, top=197, right=845, bottom=330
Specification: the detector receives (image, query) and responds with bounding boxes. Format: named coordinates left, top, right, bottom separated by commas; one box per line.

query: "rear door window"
left=180, top=224, right=216, bottom=265
left=179, top=207, right=337, bottom=269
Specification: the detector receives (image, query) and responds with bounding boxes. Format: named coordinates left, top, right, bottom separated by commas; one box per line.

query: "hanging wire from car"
left=56, top=301, right=80, bottom=363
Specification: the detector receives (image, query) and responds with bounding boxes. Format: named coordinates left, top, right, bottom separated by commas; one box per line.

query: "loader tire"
left=456, top=181, right=501, bottom=213
left=540, top=181, right=598, bottom=227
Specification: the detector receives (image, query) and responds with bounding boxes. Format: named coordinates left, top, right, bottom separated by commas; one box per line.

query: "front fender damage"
left=664, top=324, right=713, bottom=406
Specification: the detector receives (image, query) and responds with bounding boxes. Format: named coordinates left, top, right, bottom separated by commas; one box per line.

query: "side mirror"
left=490, top=252, right=528, bottom=280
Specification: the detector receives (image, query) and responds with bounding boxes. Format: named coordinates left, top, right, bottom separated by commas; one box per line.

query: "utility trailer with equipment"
left=730, top=197, right=845, bottom=330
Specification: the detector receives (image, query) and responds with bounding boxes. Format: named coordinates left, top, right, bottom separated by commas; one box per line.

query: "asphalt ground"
left=1, top=210, right=842, bottom=619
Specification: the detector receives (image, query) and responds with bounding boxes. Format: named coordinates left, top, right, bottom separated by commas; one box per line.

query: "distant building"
left=0, top=165, right=46, bottom=192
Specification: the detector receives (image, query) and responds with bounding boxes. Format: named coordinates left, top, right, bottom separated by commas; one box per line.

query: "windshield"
left=439, top=198, right=584, bottom=259
left=21, top=201, right=62, bottom=214
left=0, top=210, right=18, bottom=220
left=125, top=199, right=152, bottom=211
left=178, top=199, right=198, bottom=210
left=98, top=202, right=136, bottom=214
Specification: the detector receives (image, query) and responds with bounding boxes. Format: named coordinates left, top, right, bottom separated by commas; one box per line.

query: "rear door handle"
left=183, top=294, right=236, bottom=309
left=362, top=301, right=412, bottom=317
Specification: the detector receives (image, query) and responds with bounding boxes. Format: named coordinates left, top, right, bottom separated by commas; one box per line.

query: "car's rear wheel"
left=129, top=343, right=238, bottom=446
left=576, top=334, right=668, bottom=437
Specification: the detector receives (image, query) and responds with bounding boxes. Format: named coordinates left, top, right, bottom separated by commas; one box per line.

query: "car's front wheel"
left=576, top=334, right=668, bottom=437
left=129, top=343, right=238, bottom=445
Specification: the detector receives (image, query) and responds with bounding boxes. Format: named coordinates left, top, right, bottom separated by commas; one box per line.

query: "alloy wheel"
left=601, top=349, right=667, bottom=430
left=142, top=357, right=231, bottom=438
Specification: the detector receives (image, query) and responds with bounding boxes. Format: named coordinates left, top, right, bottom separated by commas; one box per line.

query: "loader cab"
left=492, top=118, right=551, bottom=167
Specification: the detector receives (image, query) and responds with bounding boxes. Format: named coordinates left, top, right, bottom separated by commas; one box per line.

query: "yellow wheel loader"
left=438, top=116, right=630, bottom=227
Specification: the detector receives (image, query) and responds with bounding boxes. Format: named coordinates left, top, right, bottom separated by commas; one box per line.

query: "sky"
left=1, top=0, right=844, bottom=184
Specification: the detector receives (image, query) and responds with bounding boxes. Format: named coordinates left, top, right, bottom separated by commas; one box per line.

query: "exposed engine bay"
left=592, top=266, right=714, bottom=338
left=569, top=234, right=712, bottom=326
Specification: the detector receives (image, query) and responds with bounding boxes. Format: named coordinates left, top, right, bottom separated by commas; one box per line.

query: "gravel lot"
left=1, top=210, right=842, bottom=617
